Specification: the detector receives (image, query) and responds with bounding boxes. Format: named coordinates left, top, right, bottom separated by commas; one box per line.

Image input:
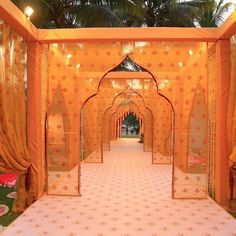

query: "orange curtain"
left=228, top=35, right=236, bottom=160
left=0, top=21, right=37, bottom=212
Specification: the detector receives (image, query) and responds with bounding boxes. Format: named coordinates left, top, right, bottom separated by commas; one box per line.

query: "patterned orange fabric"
left=46, top=41, right=208, bottom=198
left=0, top=20, right=37, bottom=212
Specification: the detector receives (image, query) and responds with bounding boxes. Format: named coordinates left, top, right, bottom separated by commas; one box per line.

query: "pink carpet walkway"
left=2, top=139, right=236, bottom=236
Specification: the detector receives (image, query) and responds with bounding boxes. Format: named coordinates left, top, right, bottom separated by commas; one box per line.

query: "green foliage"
left=124, top=114, right=139, bottom=127
left=140, top=0, right=197, bottom=27
left=11, top=0, right=144, bottom=28
left=195, top=0, right=232, bottom=27
left=11, top=0, right=232, bottom=28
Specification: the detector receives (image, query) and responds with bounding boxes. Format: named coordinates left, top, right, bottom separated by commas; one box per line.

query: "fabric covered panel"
left=0, top=19, right=36, bottom=212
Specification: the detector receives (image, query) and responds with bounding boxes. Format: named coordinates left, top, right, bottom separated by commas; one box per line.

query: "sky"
left=194, top=0, right=236, bottom=25
left=224, top=0, right=236, bottom=15
left=222, top=0, right=236, bottom=20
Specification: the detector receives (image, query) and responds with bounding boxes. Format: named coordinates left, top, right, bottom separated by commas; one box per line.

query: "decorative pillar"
left=118, top=117, right=121, bottom=138
left=110, top=116, right=116, bottom=140
left=140, top=119, right=143, bottom=133
left=215, top=40, right=231, bottom=207
left=115, top=117, right=118, bottom=139
left=27, top=42, right=44, bottom=198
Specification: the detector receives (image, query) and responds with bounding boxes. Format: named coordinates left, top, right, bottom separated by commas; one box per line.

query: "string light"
left=122, top=43, right=134, bottom=55
left=188, top=50, right=193, bottom=56
left=135, top=42, right=150, bottom=48
left=179, top=62, right=183, bottom=68
left=52, top=43, right=58, bottom=48
left=158, top=80, right=169, bottom=90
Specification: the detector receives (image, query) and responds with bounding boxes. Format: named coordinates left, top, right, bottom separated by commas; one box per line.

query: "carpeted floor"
left=2, top=139, right=236, bottom=236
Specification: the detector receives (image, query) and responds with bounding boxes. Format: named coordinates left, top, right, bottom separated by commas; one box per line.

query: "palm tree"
left=135, top=0, right=232, bottom=27
left=11, top=0, right=145, bottom=28
left=139, top=0, right=197, bottom=27
left=11, top=0, right=232, bottom=28
left=182, top=0, right=232, bottom=27
left=12, top=0, right=197, bottom=28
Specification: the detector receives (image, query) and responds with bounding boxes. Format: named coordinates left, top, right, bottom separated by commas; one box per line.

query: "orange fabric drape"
left=215, top=40, right=231, bottom=206
left=227, top=36, right=236, bottom=201
left=0, top=21, right=37, bottom=212
left=228, top=36, right=236, bottom=158
left=46, top=41, right=208, bottom=199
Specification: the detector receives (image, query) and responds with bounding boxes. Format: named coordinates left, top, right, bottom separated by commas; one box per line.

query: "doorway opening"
left=80, top=56, right=174, bottom=166
left=45, top=41, right=209, bottom=199
left=121, top=112, right=140, bottom=138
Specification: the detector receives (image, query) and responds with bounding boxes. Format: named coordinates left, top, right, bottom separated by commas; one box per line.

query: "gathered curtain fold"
left=0, top=21, right=37, bottom=212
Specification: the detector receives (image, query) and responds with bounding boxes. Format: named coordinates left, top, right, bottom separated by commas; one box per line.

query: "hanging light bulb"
left=188, top=50, right=193, bottom=56
left=24, top=6, right=34, bottom=20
